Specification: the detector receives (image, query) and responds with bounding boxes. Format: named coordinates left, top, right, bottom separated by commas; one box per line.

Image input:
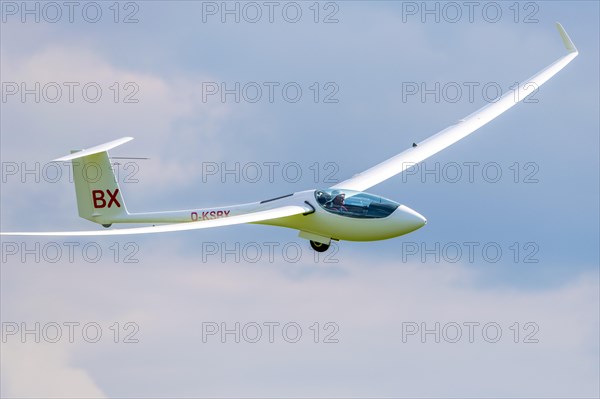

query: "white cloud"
left=1, top=44, right=231, bottom=188
left=1, top=342, right=106, bottom=398
left=1, top=245, right=597, bottom=397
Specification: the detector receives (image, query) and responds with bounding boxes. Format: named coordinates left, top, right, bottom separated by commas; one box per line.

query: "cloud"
left=1, top=342, right=106, bottom=398
left=1, top=44, right=231, bottom=187
left=1, top=244, right=597, bottom=397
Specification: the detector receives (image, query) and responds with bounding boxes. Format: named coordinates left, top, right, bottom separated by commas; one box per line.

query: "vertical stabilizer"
left=54, top=138, right=133, bottom=226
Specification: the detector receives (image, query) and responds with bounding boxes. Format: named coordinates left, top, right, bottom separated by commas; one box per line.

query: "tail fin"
left=54, top=138, right=133, bottom=226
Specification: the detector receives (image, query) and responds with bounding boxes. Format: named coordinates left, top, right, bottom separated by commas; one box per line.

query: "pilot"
left=331, top=192, right=347, bottom=212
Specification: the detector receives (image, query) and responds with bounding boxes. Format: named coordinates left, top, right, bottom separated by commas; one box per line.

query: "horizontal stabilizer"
left=54, top=137, right=134, bottom=162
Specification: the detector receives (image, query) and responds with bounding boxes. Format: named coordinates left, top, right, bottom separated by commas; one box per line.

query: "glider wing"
left=332, top=23, right=578, bottom=192
left=0, top=205, right=309, bottom=236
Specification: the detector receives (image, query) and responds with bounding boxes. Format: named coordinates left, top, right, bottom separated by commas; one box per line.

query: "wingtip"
left=556, top=22, right=578, bottom=54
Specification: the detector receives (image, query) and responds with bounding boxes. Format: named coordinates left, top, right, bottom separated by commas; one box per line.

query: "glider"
left=0, top=24, right=578, bottom=252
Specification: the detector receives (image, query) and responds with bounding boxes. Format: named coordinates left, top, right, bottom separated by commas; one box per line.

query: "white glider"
left=1, top=24, right=578, bottom=252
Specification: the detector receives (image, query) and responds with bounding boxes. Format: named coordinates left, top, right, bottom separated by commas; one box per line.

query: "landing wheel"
left=102, top=224, right=112, bottom=228
left=310, top=240, right=330, bottom=252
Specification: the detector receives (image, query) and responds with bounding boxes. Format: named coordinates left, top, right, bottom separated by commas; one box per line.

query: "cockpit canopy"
left=314, top=189, right=400, bottom=219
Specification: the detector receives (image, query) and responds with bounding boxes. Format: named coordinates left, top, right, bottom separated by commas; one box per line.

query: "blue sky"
left=1, top=1, right=598, bottom=397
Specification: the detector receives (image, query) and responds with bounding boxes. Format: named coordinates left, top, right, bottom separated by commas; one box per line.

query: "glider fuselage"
left=105, top=189, right=426, bottom=243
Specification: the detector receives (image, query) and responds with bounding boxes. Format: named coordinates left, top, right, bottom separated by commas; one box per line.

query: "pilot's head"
left=333, top=193, right=345, bottom=205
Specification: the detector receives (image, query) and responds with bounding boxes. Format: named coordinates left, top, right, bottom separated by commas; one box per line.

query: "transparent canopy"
left=314, top=189, right=400, bottom=219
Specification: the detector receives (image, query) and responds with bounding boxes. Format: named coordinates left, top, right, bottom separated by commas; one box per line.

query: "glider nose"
left=396, top=205, right=427, bottom=234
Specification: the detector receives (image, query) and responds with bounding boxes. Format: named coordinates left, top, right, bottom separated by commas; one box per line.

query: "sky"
left=0, top=1, right=598, bottom=397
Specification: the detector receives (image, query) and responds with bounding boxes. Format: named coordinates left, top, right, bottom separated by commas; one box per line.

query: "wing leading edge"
left=332, top=23, right=578, bottom=192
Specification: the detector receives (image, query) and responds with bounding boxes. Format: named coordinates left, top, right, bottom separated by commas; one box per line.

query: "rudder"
left=71, top=151, right=128, bottom=225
